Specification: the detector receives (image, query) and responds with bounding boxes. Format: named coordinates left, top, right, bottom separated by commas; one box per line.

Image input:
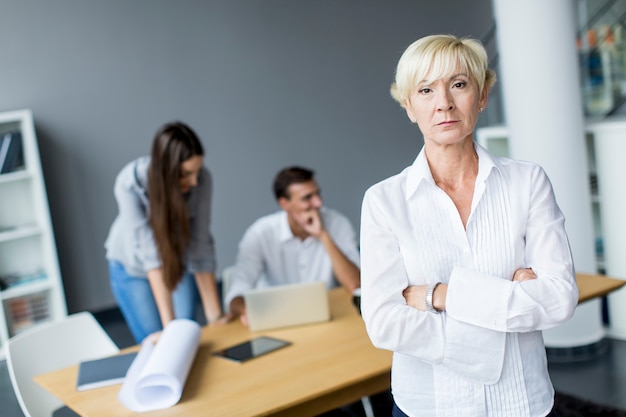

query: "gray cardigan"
left=104, top=156, right=216, bottom=277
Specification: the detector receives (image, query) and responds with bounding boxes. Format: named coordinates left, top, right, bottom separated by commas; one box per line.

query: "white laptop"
left=244, top=281, right=331, bottom=332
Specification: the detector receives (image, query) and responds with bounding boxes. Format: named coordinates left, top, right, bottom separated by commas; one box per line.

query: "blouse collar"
left=405, top=141, right=500, bottom=201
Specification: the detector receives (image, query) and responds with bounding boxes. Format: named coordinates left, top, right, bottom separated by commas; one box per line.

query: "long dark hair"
left=147, top=121, right=204, bottom=291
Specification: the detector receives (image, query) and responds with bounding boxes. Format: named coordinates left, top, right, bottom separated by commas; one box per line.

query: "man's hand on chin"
left=296, top=209, right=324, bottom=237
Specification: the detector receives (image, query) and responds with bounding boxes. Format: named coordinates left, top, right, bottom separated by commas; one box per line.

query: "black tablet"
left=76, top=351, right=138, bottom=391
left=213, top=336, right=291, bottom=363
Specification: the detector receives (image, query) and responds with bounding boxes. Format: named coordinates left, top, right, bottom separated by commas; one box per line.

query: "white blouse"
left=360, top=143, right=578, bottom=417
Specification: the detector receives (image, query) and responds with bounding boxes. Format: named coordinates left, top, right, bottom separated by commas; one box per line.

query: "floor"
left=2, top=309, right=626, bottom=417
left=548, top=337, right=626, bottom=411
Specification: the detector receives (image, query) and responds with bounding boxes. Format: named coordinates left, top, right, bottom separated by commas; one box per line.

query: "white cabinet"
left=585, top=117, right=626, bottom=340
left=477, top=121, right=626, bottom=342
left=0, top=109, right=67, bottom=359
left=476, top=124, right=604, bottom=271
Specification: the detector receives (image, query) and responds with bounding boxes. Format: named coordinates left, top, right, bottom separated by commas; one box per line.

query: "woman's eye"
left=453, top=81, right=466, bottom=88
left=419, top=88, right=432, bottom=94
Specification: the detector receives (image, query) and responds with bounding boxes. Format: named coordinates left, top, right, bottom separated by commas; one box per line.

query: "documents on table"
left=118, top=319, right=201, bottom=412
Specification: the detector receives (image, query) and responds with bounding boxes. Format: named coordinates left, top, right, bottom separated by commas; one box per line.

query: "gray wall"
left=0, top=0, right=493, bottom=313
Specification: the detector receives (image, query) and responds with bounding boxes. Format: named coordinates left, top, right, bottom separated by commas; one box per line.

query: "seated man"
left=225, top=166, right=361, bottom=325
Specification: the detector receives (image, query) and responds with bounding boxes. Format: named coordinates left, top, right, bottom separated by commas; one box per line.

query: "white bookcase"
left=0, top=109, right=67, bottom=359
left=475, top=124, right=603, bottom=270
left=584, top=117, right=626, bottom=340
left=476, top=120, right=626, bottom=341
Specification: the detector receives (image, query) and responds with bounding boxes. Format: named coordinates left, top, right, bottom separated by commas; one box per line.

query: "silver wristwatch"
left=425, top=282, right=441, bottom=313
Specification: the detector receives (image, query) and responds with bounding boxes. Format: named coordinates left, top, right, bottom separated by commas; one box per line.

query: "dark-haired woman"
left=105, top=121, right=226, bottom=343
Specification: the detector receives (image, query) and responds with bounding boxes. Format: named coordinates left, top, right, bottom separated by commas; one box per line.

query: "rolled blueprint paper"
left=118, top=319, right=201, bottom=412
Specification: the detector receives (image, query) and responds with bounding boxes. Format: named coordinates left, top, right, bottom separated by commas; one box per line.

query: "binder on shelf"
left=0, top=131, right=24, bottom=174
left=6, top=291, right=51, bottom=336
left=7, top=297, right=34, bottom=333
left=0, top=270, right=47, bottom=290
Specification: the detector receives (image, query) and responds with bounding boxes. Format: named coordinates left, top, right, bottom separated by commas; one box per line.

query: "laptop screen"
left=244, top=281, right=331, bottom=331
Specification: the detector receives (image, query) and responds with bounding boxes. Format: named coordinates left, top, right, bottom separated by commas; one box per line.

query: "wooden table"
left=35, top=288, right=392, bottom=417
left=35, top=273, right=624, bottom=416
left=576, top=272, right=626, bottom=304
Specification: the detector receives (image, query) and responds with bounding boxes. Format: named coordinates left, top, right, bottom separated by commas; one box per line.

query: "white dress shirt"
left=360, top=143, right=578, bottom=417
left=224, top=207, right=360, bottom=308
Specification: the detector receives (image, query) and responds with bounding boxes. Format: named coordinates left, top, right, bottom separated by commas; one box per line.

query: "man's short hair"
left=273, top=166, right=314, bottom=200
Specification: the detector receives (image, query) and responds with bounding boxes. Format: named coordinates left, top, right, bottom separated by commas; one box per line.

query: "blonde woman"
left=360, top=34, right=577, bottom=417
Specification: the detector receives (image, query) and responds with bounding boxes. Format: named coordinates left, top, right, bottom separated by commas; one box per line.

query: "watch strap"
left=425, top=282, right=441, bottom=313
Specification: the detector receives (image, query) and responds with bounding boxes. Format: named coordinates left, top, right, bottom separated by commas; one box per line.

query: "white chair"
left=5, top=311, right=120, bottom=417
left=221, top=265, right=236, bottom=311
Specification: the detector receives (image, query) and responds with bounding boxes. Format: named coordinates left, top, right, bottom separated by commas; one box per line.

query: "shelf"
left=0, top=170, right=30, bottom=184
left=0, top=109, right=67, bottom=356
left=0, top=279, right=52, bottom=301
left=0, top=224, right=41, bottom=243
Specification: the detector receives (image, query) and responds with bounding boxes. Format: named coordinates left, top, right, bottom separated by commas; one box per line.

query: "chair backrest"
left=221, top=265, right=235, bottom=310
left=5, top=312, right=119, bottom=417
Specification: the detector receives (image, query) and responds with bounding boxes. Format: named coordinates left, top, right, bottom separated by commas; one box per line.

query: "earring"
left=479, top=107, right=484, bottom=112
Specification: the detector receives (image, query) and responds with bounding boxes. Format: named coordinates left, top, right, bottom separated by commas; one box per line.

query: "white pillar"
left=492, top=0, right=604, bottom=347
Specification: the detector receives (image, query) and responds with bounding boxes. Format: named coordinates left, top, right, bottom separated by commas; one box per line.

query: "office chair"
left=221, top=265, right=235, bottom=310
left=5, top=311, right=120, bottom=417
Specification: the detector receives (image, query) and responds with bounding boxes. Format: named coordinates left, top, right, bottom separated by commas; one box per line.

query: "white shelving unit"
left=585, top=117, right=626, bottom=340
left=0, top=109, right=67, bottom=359
left=477, top=120, right=626, bottom=342
left=476, top=124, right=604, bottom=271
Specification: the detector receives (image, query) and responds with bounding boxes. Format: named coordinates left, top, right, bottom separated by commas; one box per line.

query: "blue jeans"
left=108, top=260, right=199, bottom=343
left=392, top=402, right=558, bottom=417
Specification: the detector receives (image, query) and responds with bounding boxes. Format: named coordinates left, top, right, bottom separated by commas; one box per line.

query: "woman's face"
left=404, top=69, right=487, bottom=147
left=179, top=155, right=204, bottom=193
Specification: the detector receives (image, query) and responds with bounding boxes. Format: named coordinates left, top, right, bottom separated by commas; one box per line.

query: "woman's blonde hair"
left=390, top=34, right=496, bottom=107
